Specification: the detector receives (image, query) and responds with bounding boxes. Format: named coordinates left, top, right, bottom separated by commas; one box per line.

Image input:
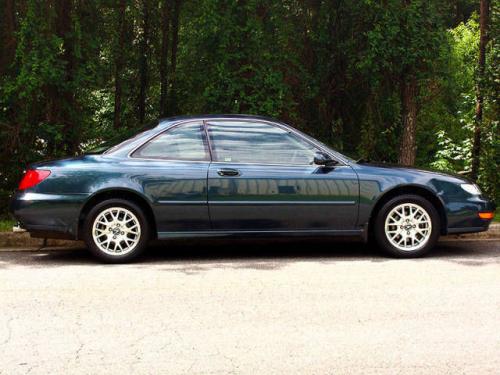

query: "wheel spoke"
left=92, top=207, right=141, bottom=256
left=384, top=202, right=432, bottom=251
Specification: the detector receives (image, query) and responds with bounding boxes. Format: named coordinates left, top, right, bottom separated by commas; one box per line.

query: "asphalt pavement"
left=1, top=239, right=499, bottom=374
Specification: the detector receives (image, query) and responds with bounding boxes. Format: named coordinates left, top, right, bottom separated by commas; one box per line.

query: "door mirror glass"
left=314, top=152, right=338, bottom=166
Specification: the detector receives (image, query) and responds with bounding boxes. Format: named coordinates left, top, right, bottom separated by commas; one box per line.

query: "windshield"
left=292, top=128, right=356, bottom=164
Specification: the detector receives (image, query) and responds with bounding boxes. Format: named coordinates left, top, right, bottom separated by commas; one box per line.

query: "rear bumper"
left=10, top=191, right=89, bottom=240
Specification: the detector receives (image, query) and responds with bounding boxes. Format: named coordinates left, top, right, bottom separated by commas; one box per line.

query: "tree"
left=113, top=0, right=128, bottom=129
left=361, top=0, right=448, bottom=166
left=470, top=0, right=490, bottom=181
left=167, top=0, right=181, bottom=115
left=1, top=0, right=499, bottom=218
left=398, top=75, right=419, bottom=165
left=47, top=0, right=79, bottom=154
left=138, top=0, right=150, bottom=125
left=159, top=0, right=171, bottom=117
left=0, top=0, right=18, bottom=153
left=0, top=0, right=17, bottom=77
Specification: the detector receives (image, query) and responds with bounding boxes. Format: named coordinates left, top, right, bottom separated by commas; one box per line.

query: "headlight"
left=461, top=183, right=481, bottom=195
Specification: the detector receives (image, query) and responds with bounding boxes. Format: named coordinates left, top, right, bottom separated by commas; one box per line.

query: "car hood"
left=356, top=161, right=471, bottom=184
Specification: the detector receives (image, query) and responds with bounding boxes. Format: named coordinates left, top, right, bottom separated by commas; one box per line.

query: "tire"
left=373, top=194, right=440, bottom=258
left=83, top=199, right=150, bottom=263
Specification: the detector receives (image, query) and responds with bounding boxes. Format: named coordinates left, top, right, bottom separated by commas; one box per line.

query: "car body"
left=10, top=114, right=495, bottom=262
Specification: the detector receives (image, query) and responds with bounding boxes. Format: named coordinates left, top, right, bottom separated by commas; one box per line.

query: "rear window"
left=131, top=122, right=209, bottom=161
left=84, top=122, right=158, bottom=155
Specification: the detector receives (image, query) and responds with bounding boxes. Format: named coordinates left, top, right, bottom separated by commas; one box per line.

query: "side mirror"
left=314, top=152, right=338, bottom=167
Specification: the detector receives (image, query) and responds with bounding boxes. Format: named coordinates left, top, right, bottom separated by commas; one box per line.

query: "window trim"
left=127, top=117, right=348, bottom=166
left=129, top=121, right=211, bottom=162
left=204, top=119, right=344, bottom=167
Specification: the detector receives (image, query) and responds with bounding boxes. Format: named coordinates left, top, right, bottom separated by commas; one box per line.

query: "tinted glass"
left=208, top=121, right=319, bottom=165
left=132, top=122, right=208, bottom=160
left=88, top=121, right=158, bottom=154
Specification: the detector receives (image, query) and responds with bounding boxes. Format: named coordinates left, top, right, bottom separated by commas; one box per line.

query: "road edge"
left=0, top=223, right=498, bottom=252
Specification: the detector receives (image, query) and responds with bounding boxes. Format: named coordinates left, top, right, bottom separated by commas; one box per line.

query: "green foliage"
left=427, top=14, right=499, bottom=202
left=0, top=0, right=498, bottom=217
left=177, top=0, right=294, bottom=117
left=0, top=220, right=16, bottom=232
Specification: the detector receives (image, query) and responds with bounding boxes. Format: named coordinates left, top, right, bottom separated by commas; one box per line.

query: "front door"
left=206, top=120, right=359, bottom=231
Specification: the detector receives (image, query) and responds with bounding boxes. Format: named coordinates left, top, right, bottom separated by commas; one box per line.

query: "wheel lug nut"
left=407, top=231, right=410, bottom=235
left=113, top=236, right=116, bottom=239
left=121, top=231, right=125, bottom=235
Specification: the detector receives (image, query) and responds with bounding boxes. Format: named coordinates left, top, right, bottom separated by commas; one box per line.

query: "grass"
left=495, top=208, right=500, bottom=222
left=0, top=219, right=15, bottom=232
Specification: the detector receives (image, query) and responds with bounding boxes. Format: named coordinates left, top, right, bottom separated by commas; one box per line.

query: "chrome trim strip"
left=126, top=117, right=350, bottom=166
left=208, top=161, right=347, bottom=168
left=208, top=200, right=356, bottom=205
left=125, top=158, right=211, bottom=164
left=19, top=192, right=89, bottom=201
left=157, top=200, right=356, bottom=205
left=158, top=200, right=207, bottom=205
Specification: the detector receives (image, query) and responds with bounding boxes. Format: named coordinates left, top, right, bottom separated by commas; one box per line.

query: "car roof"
left=157, top=114, right=282, bottom=128
left=105, top=114, right=353, bottom=165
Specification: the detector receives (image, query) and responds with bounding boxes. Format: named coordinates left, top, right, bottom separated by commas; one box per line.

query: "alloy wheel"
left=92, top=207, right=141, bottom=255
left=384, top=203, right=432, bottom=251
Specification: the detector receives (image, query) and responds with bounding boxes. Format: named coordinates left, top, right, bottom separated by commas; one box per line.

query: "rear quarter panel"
left=16, top=154, right=210, bottom=235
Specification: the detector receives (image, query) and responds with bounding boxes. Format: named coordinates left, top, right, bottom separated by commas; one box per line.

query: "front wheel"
left=374, top=195, right=440, bottom=258
left=83, top=199, right=150, bottom=263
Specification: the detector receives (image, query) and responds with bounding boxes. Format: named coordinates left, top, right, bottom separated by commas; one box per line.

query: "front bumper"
left=10, top=191, right=89, bottom=239
left=445, top=195, right=496, bottom=235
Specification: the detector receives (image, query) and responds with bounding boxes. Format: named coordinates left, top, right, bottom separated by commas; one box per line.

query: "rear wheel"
left=83, top=199, right=150, bottom=263
left=374, top=194, right=440, bottom=257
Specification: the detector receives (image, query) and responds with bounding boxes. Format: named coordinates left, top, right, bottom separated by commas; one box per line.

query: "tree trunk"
left=113, top=0, right=127, bottom=129
left=167, top=0, right=181, bottom=115
left=138, top=0, right=150, bottom=125
left=52, top=0, right=77, bottom=154
left=0, top=0, right=17, bottom=77
left=470, top=0, right=490, bottom=181
left=159, top=0, right=171, bottom=117
left=398, top=76, right=418, bottom=166
left=0, top=0, right=19, bottom=158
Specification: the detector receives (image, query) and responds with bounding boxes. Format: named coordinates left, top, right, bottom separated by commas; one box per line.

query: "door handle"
left=217, top=168, right=240, bottom=177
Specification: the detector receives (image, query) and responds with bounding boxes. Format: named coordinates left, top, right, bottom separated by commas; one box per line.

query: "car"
left=10, top=114, right=495, bottom=262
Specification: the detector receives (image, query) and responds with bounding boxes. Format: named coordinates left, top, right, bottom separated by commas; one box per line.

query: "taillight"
left=18, top=169, right=51, bottom=190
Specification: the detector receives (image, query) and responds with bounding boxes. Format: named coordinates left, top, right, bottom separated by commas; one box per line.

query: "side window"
left=207, top=121, right=320, bottom=165
left=132, top=123, right=209, bottom=161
